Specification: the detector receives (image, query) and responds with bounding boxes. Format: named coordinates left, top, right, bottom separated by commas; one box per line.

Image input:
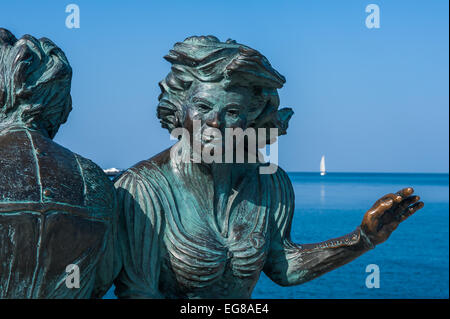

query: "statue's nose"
left=206, top=113, right=220, bottom=128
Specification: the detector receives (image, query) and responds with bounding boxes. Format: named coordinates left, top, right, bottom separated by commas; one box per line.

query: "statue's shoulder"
left=263, top=166, right=295, bottom=213
left=36, top=130, right=115, bottom=209
left=263, top=165, right=293, bottom=190
left=114, top=148, right=172, bottom=189
left=0, top=128, right=115, bottom=209
left=273, top=166, right=291, bottom=180
left=49, top=139, right=117, bottom=212
left=74, top=152, right=116, bottom=198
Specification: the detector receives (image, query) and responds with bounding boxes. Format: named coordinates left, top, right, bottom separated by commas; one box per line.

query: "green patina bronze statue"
left=0, top=30, right=424, bottom=299
left=113, top=36, right=424, bottom=298
left=0, top=28, right=119, bottom=298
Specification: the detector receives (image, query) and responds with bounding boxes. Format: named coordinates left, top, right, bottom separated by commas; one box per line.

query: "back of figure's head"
left=0, top=28, right=72, bottom=139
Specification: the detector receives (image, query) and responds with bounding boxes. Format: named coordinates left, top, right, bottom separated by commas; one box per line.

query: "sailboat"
left=320, top=155, right=326, bottom=176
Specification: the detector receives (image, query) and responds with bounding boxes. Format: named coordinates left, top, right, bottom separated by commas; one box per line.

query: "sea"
left=104, top=172, right=449, bottom=299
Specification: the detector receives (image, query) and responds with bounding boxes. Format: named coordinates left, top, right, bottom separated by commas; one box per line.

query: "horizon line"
left=102, top=167, right=449, bottom=175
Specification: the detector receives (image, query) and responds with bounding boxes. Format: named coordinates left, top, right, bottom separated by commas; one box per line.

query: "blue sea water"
left=104, top=173, right=449, bottom=299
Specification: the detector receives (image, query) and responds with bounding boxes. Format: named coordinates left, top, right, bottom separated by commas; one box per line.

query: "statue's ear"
left=276, top=108, right=294, bottom=135
left=251, top=106, right=293, bottom=145
left=253, top=106, right=293, bottom=135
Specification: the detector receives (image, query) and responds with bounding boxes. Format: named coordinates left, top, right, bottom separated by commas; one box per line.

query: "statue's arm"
left=264, top=225, right=373, bottom=286
left=113, top=171, right=164, bottom=298
left=73, top=157, right=122, bottom=299
left=92, top=199, right=122, bottom=298
left=262, top=169, right=372, bottom=286
left=263, top=170, right=423, bottom=287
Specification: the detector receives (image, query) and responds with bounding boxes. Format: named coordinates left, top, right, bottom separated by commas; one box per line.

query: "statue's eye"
left=226, top=109, right=240, bottom=118
left=196, top=103, right=212, bottom=112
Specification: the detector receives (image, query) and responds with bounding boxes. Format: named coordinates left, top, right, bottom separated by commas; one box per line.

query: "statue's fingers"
left=373, top=193, right=398, bottom=208
left=370, top=197, right=394, bottom=218
left=396, top=187, right=414, bottom=200
left=398, top=202, right=424, bottom=222
left=397, top=195, right=421, bottom=212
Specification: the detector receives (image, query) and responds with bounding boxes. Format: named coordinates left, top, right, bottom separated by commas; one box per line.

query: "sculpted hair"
left=0, top=28, right=72, bottom=139
left=157, top=36, right=293, bottom=141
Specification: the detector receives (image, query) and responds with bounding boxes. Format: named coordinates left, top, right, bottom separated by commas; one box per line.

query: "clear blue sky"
left=1, top=0, right=448, bottom=172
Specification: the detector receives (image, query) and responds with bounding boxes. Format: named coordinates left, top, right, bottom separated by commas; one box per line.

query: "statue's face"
left=183, top=81, right=254, bottom=150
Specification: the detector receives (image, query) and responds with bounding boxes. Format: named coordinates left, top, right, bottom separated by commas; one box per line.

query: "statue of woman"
left=0, top=29, right=118, bottom=298
left=113, top=36, right=424, bottom=298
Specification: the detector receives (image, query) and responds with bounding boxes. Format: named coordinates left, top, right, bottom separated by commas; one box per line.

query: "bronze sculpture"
left=0, top=29, right=425, bottom=299
left=0, top=28, right=118, bottom=298
left=113, top=36, right=424, bottom=298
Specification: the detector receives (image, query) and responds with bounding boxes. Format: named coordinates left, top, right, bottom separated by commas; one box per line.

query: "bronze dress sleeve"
left=113, top=169, right=164, bottom=298
left=263, top=168, right=374, bottom=286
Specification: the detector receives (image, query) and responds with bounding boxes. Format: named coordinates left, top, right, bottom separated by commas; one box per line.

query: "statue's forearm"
left=264, top=227, right=374, bottom=286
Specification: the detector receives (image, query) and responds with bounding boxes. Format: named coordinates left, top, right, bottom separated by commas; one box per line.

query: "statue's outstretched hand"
left=360, top=187, right=424, bottom=247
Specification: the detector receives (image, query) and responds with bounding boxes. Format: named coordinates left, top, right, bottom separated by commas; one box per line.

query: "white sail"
left=320, top=155, right=326, bottom=176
